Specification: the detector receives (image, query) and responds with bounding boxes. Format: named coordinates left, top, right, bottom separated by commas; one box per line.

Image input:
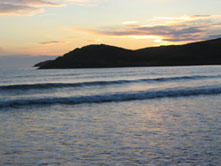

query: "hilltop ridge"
left=36, top=38, right=221, bottom=69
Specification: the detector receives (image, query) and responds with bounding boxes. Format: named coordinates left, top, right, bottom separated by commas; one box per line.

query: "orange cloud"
left=69, top=15, right=221, bottom=43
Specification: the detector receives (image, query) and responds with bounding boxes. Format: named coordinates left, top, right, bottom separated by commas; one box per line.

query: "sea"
left=0, top=65, right=220, bottom=166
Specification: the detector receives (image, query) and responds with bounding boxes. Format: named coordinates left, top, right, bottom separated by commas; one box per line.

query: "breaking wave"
left=0, top=75, right=220, bottom=91
left=0, top=86, right=220, bottom=108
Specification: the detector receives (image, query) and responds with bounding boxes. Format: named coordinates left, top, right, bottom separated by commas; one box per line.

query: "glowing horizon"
left=0, top=0, right=221, bottom=56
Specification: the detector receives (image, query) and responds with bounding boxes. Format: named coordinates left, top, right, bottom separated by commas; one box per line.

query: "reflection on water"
left=0, top=66, right=221, bottom=166
left=0, top=95, right=220, bottom=166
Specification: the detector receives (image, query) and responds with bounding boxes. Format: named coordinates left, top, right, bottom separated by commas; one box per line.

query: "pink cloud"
left=0, top=0, right=63, bottom=15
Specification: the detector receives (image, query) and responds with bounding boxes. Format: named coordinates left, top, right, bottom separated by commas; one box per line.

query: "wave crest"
left=0, top=75, right=220, bottom=91
left=0, top=86, right=220, bottom=108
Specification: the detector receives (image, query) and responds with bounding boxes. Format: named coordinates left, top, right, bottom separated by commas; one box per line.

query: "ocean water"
left=0, top=66, right=221, bottom=166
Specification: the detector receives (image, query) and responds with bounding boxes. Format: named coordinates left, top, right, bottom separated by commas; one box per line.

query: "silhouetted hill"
left=34, top=60, right=53, bottom=67
left=36, top=38, right=221, bottom=69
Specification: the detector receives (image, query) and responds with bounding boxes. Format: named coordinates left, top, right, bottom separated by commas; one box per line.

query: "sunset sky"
left=0, top=0, right=221, bottom=56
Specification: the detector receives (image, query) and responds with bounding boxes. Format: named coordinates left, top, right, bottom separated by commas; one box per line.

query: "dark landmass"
left=36, top=38, right=221, bottom=69
left=34, top=60, right=53, bottom=67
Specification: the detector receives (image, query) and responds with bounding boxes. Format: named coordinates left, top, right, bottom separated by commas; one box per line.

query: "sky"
left=0, top=0, right=221, bottom=56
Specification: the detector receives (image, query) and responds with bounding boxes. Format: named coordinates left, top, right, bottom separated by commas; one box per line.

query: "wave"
left=0, top=75, right=220, bottom=91
left=0, top=86, right=220, bottom=108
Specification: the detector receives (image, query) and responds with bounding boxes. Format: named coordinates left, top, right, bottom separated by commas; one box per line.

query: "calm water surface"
left=0, top=66, right=220, bottom=166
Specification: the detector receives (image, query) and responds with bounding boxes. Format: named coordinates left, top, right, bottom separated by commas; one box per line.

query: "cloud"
left=0, top=0, right=63, bottom=15
left=0, top=0, right=60, bottom=6
left=0, top=0, right=107, bottom=15
left=122, top=21, right=138, bottom=25
left=63, top=0, right=107, bottom=6
left=70, top=15, right=221, bottom=43
left=39, top=40, right=65, bottom=45
left=207, top=34, right=221, bottom=40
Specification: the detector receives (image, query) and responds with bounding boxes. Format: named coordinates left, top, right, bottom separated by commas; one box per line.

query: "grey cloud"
left=39, top=41, right=63, bottom=45
left=96, top=25, right=205, bottom=42
left=0, top=0, right=59, bottom=6
left=0, top=3, right=39, bottom=14
left=87, top=15, right=221, bottom=42
left=191, top=15, right=211, bottom=18
left=0, top=0, right=61, bottom=15
left=206, top=34, right=221, bottom=40
left=135, top=26, right=203, bottom=36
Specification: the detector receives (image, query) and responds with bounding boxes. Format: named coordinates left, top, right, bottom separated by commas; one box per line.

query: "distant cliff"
left=35, top=38, right=221, bottom=69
